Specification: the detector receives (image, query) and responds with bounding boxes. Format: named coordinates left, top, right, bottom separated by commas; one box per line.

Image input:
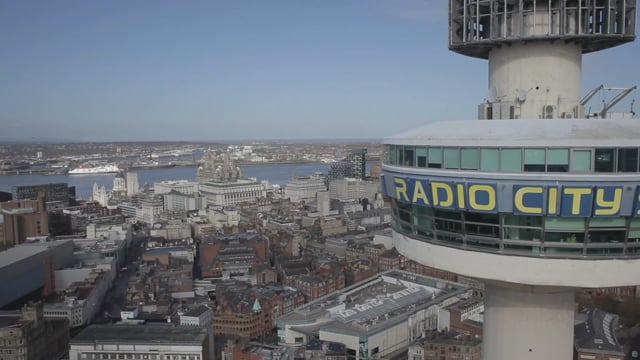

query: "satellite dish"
left=516, top=88, right=528, bottom=102
left=486, top=86, right=497, bottom=103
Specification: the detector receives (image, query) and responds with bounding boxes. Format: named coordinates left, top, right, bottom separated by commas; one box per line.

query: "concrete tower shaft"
left=449, top=0, right=637, bottom=120
left=488, top=41, right=582, bottom=119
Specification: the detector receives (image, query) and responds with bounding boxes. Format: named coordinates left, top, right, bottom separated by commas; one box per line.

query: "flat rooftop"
left=279, top=270, right=467, bottom=336
left=71, top=324, right=209, bottom=344
left=383, top=118, right=640, bottom=147
left=0, top=240, right=72, bottom=269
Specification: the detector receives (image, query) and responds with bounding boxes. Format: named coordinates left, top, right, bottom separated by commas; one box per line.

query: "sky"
left=1, top=1, right=638, bottom=142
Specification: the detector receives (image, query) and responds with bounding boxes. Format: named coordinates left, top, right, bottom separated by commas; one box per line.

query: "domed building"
left=198, top=150, right=268, bottom=206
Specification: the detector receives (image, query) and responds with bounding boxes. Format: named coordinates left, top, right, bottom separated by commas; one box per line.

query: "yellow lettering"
left=431, top=182, right=454, bottom=207
left=394, top=178, right=409, bottom=202
left=468, top=184, right=496, bottom=211
left=594, top=188, right=622, bottom=216
left=456, top=183, right=466, bottom=209
left=547, top=187, right=558, bottom=215
left=412, top=180, right=430, bottom=205
left=564, top=188, right=592, bottom=215
left=514, top=187, right=543, bottom=214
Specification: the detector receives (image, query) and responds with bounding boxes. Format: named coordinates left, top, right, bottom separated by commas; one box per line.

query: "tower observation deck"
left=381, top=1, right=638, bottom=360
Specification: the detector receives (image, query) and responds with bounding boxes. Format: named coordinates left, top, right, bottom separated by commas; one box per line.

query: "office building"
left=284, top=174, right=327, bottom=203
left=198, top=151, right=268, bottom=206
left=126, top=171, right=139, bottom=197
left=347, top=149, right=367, bottom=180
left=69, top=324, right=214, bottom=360
left=0, top=193, right=49, bottom=245
left=12, top=183, right=74, bottom=207
left=381, top=2, right=638, bottom=359
left=277, top=270, right=468, bottom=360
left=0, top=302, right=70, bottom=360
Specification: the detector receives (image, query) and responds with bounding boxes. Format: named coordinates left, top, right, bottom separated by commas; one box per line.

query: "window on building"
left=443, top=147, right=459, bottom=169
left=618, top=148, right=638, bottom=172
left=546, top=148, right=569, bottom=172
left=460, top=148, right=479, bottom=170
left=416, top=147, right=428, bottom=167
left=403, top=146, right=415, bottom=166
left=480, top=148, right=499, bottom=171
left=524, top=148, right=545, bottom=172
left=571, top=149, right=592, bottom=172
left=501, top=148, right=522, bottom=172
left=428, top=147, right=443, bottom=168
left=595, top=148, right=616, bottom=172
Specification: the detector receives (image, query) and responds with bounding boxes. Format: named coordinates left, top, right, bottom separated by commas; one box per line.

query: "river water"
left=0, top=163, right=331, bottom=199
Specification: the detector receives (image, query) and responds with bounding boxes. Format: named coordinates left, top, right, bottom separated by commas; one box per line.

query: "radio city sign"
left=385, top=175, right=640, bottom=217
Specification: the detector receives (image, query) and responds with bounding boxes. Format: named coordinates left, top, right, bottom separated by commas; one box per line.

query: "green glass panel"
left=589, top=218, right=626, bottom=227
left=545, top=217, right=585, bottom=230
left=480, top=148, right=499, bottom=171
left=571, top=150, right=591, bottom=171
left=572, top=150, right=592, bottom=171
left=501, top=149, right=522, bottom=172
left=524, top=148, right=545, bottom=164
left=460, top=148, right=479, bottom=170
left=443, top=148, right=459, bottom=169
left=547, top=149, right=569, bottom=165
left=630, top=218, right=640, bottom=228
left=428, top=147, right=442, bottom=165
left=416, top=147, right=428, bottom=168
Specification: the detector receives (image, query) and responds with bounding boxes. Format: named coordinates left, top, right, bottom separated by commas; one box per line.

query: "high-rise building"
left=347, top=148, right=367, bottom=180
left=126, top=171, right=139, bottom=197
left=0, top=192, right=49, bottom=245
left=112, top=172, right=126, bottom=192
left=12, top=183, right=74, bottom=207
left=381, top=2, right=638, bottom=360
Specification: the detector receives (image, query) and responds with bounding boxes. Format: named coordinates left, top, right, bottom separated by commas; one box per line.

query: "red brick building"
left=1, top=192, right=48, bottom=245
left=408, top=331, right=482, bottom=360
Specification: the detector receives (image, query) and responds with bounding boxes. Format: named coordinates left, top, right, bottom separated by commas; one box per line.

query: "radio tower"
left=382, top=1, right=637, bottom=359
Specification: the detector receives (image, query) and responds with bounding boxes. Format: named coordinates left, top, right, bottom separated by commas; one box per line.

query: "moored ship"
left=68, top=164, right=120, bottom=175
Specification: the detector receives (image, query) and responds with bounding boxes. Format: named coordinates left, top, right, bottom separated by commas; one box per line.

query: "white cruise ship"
left=68, top=164, right=120, bottom=175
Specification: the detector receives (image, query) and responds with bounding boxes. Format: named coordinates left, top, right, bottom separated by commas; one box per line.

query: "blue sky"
left=1, top=1, right=638, bottom=142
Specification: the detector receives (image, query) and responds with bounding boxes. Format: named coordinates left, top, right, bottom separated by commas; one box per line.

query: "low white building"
left=284, top=174, right=327, bottom=203
left=154, top=180, right=199, bottom=195
left=69, top=324, right=215, bottom=360
left=44, top=262, right=114, bottom=327
left=180, top=304, right=213, bottom=327
left=328, top=178, right=379, bottom=202
left=277, top=270, right=469, bottom=360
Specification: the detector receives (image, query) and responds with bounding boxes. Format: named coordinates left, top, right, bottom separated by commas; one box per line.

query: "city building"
left=381, top=2, right=638, bottom=359
left=113, top=172, right=126, bottom=193
left=0, top=302, right=69, bottom=360
left=0, top=193, right=49, bottom=245
left=347, top=149, right=367, bottom=180
left=69, top=324, right=215, bottom=360
left=163, top=190, right=207, bottom=212
left=198, top=151, right=268, bottom=206
left=408, top=331, right=482, bottom=360
left=180, top=304, right=213, bottom=327
left=12, top=183, right=74, bottom=207
left=327, top=161, right=354, bottom=183
left=92, top=182, right=109, bottom=206
left=126, top=171, right=139, bottom=197
left=277, top=270, right=468, bottom=360
left=44, top=261, right=115, bottom=327
left=328, top=178, right=379, bottom=204
left=154, top=180, right=199, bottom=195
left=284, top=174, right=327, bottom=203
left=199, top=233, right=268, bottom=278
left=574, top=308, right=625, bottom=360
left=0, top=240, right=75, bottom=307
